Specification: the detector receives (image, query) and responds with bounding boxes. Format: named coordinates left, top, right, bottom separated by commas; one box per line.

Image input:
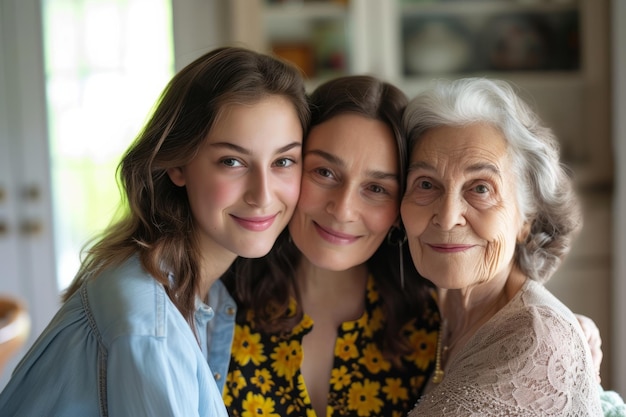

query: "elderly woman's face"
left=400, top=123, right=525, bottom=289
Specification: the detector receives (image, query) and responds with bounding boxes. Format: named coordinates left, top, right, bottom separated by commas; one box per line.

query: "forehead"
left=412, top=123, right=510, bottom=170
left=306, top=113, right=398, bottom=161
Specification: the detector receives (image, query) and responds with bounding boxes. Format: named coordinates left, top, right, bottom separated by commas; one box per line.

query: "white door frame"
left=0, top=0, right=60, bottom=388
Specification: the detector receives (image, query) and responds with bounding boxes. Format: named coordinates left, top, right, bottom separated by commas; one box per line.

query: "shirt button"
left=226, top=307, right=235, bottom=315
left=214, top=372, right=221, bottom=381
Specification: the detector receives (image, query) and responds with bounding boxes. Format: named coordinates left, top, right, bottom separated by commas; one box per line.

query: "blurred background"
left=1, top=0, right=624, bottom=395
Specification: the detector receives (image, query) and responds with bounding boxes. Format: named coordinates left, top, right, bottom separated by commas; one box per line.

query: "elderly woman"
left=401, top=77, right=602, bottom=415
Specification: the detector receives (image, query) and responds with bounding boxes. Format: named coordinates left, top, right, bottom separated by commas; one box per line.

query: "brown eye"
left=274, top=157, right=295, bottom=168
left=315, top=167, right=333, bottom=178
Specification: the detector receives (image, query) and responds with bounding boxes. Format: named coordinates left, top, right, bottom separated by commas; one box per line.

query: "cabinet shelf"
left=401, top=1, right=578, bottom=17
left=230, top=0, right=611, bottom=187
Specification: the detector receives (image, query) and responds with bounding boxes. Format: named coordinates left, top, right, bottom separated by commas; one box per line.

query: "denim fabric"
left=0, top=257, right=228, bottom=417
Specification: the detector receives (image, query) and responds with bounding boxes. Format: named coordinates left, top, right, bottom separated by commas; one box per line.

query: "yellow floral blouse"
left=223, top=276, right=440, bottom=417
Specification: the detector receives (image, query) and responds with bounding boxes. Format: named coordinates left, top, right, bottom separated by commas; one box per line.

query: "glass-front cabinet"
left=229, top=0, right=611, bottom=188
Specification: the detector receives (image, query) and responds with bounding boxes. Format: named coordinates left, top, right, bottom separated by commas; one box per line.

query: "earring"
left=387, top=226, right=407, bottom=289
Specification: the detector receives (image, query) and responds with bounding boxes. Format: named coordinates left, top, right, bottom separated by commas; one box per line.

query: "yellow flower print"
left=335, top=331, right=359, bottom=361
left=411, top=375, right=425, bottom=390
left=233, top=324, right=267, bottom=366
left=347, top=379, right=383, bottom=416
left=330, top=365, right=352, bottom=390
left=275, top=385, right=293, bottom=405
left=270, top=340, right=302, bottom=380
left=358, top=343, right=391, bottom=374
left=251, top=369, right=274, bottom=395
left=223, top=392, right=233, bottom=407
left=382, top=377, right=408, bottom=404
left=293, top=313, right=314, bottom=334
left=226, top=369, right=247, bottom=398
left=368, top=306, right=383, bottom=334
left=297, top=376, right=311, bottom=403
left=406, top=328, right=438, bottom=369
left=241, top=391, right=280, bottom=417
left=366, top=276, right=379, bottom=303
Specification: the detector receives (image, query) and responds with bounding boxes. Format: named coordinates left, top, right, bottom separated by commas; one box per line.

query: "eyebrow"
left=307, top=149, right=398, bottom=181
left=210, top=141, right=302, bottom=155
left=408, top=160, right=501, bottom=176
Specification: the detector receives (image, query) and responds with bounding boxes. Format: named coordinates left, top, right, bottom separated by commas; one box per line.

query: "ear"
left=167, top=167, right=186, bottom=187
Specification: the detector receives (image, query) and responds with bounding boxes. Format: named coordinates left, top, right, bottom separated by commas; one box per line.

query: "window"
left=42, top=0, right=174, bottom=290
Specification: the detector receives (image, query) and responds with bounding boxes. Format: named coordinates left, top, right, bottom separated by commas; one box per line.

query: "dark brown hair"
left=62, top=47, right=310, bottom=329
left=224, top=75, right=435, bottom=362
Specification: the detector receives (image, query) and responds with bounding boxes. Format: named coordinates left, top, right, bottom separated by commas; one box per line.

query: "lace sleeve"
left=409, top=303, right=603, bottom=416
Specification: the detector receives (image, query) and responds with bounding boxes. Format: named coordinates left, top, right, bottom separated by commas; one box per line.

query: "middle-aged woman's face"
left=289, top=113, right=400, bottom=271
left=401, top=123, right=526, bottom=290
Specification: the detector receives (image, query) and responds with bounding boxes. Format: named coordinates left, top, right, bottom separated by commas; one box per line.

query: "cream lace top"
left=409, top=279, right=603, bottom=416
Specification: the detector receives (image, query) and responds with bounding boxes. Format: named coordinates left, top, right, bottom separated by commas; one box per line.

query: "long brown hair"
left=62, top=47, right=310, bottom=328
left=225, top=75, right=435, bottom=362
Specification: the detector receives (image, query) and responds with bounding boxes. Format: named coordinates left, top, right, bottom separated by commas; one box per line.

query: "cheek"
left=400, top=202, right=429, bottom=237
left=281, top=178, right=302, bottom=213
left=477, top=213, right=520, bottom=270
left=207, top=178, right=242, bottom=206
left=296, top=178, right=323, bottom=212
left=368, top=204, right=399, bottom=236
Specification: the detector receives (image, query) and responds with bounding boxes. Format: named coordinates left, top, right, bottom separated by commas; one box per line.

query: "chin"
left=236, top=243, right=275, bottom=259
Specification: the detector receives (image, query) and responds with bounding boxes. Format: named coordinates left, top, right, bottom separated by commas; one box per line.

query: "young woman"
left=222, top=75, right=439, bottom=417
left=0, top=46, right=309, bottom=417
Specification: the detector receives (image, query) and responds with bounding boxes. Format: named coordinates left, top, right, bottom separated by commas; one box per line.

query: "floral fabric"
left=224, top=275, right=439, bottom=417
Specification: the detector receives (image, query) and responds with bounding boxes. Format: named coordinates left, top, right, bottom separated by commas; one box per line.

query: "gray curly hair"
left=403, top=77, right=582, bottom=283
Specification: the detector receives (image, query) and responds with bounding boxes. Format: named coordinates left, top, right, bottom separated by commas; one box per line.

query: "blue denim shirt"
left=0, top=257, right=228, bottom=417
left=197, top=279, right=236, bottom=393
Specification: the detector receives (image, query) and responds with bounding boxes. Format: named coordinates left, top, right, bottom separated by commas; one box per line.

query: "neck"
left=197, top=251, right=237, bottom=301
left=437, top=266, right=527, bottom=361
left=296, top=257, right=368, bottom=294
left=295, top=257, right=369, bottom=324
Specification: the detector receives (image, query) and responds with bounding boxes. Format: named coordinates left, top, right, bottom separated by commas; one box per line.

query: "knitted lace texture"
left=409, top=280, right=603, bottom=417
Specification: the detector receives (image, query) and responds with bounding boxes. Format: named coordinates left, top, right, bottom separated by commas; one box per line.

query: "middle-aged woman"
left=221, top=75, right=439, bottom=417
left=401, top=77, right=603, bottom=415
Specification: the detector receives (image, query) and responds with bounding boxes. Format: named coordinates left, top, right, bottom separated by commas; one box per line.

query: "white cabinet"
left=229, top=0, right=611, bottom=188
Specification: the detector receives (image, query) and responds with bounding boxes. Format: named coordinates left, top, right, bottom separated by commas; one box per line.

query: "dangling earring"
left=387, top=226, right=407, bottom=289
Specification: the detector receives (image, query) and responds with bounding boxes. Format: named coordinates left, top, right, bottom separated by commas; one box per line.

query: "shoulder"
left=472, top=280, right=585, bottom=356
left=83, top=256, right=187, bottom=342
left=444, top=280, right=601, bottom=414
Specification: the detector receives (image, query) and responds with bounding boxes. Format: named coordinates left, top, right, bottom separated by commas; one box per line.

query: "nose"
left=433, top=192, right=466, bottom=230
left=244, top=168, right=272, bottom=208
left=326, top=185, right=358, bottom=222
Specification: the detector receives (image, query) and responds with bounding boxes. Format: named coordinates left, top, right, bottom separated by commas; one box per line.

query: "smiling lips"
left=231, top=214, right=278, bottom=231
left=313, top=222, right=359, bottom=245
left=428, top=243, right=475, bottom=253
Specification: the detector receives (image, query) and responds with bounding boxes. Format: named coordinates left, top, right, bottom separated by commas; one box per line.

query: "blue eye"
left=419, top=180, right=433, bottom=189
left=474, top=184, right=489, bottom=193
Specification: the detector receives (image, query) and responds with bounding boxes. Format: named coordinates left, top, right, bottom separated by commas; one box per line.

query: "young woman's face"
left=168, top=95, right=303, bottom=260
left=288, top=113, right=400, bottom=271
left=400, top=123, right=525, bottom=290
